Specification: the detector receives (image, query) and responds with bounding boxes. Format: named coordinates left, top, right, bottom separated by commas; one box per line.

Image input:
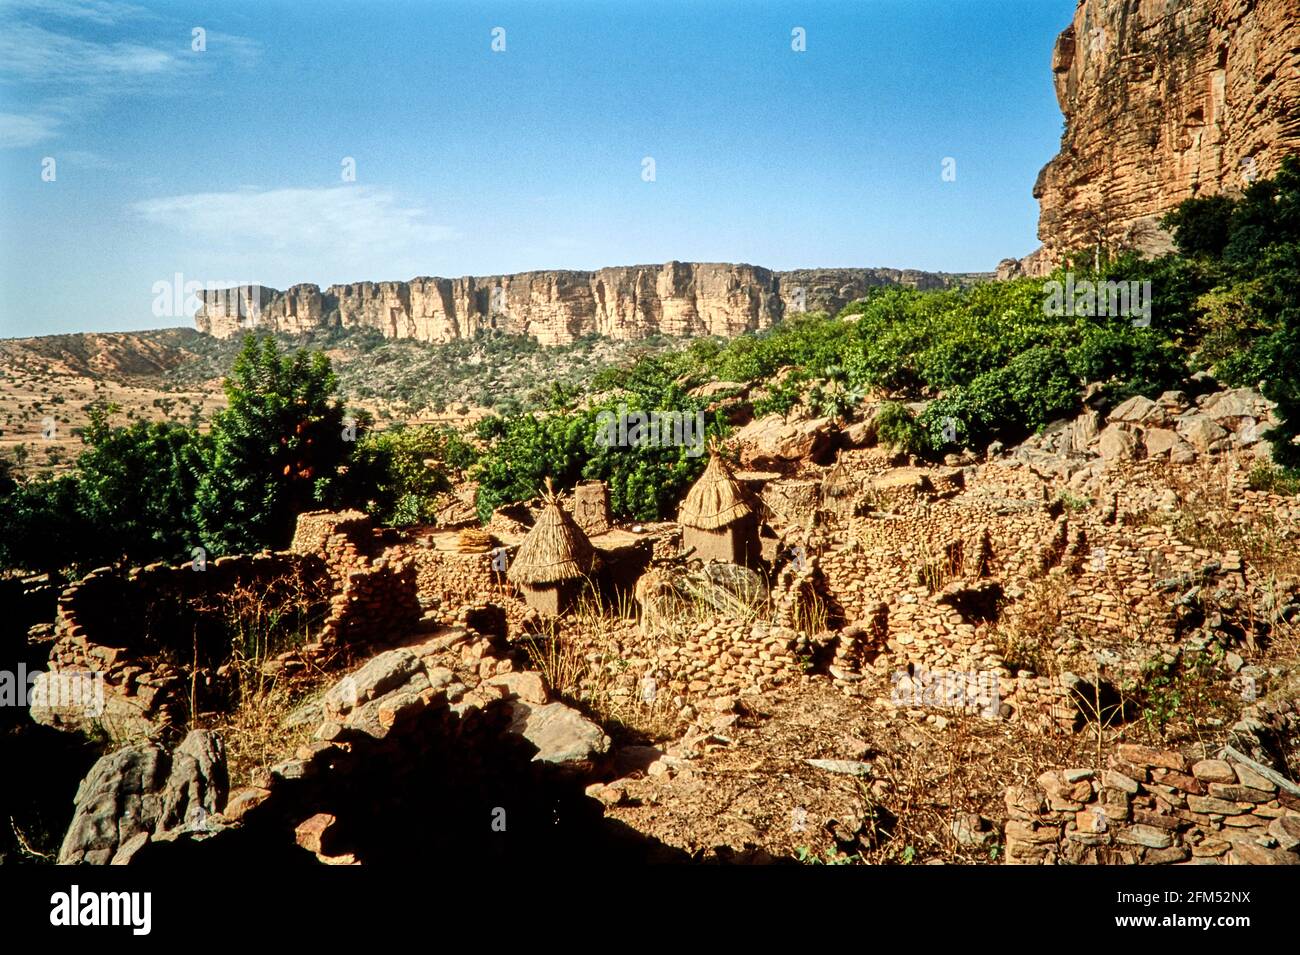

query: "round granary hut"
left=677, top=450, right=762, bottom=566
left=820, top=456, right=860, bottom=520
left=506, top=483, right=597, bottom=615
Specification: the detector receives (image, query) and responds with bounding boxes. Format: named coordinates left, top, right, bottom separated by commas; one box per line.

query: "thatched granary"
left=677, top=450, right=762, bottom=566
left=821, top=458, right=860, bottom=519
left=506, top=482, right=597, bottom=615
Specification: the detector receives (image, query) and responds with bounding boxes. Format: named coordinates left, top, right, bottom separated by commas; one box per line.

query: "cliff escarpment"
left=194, top=262, right=983, bottom=345
left=1023, top=0, right=1300, bottom=273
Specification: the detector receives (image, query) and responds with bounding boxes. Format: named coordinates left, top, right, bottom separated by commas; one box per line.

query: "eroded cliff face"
left=1024, top=0, right=1300, bottom=273
left=195, top=262, right=978, bottom=344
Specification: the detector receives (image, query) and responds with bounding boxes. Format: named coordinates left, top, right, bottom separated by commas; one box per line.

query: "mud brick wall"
left=1005, top=743, right=1300, bottom=865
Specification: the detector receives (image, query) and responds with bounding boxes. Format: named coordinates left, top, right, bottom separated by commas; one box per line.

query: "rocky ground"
left=6, top=338, right=1299, bottom=864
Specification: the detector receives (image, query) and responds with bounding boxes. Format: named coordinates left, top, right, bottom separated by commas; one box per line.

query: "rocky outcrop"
left=59, top=729, right=227, bottom=864
left=731, top=413, right=837, bottom=470
left=1022, top=0, right=1300, bottom=273
left=195, top=263, right=984, bottom=345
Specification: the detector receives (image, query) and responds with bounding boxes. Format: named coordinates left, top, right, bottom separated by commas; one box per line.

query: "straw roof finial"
left=821, top=456, right=857, bottom=498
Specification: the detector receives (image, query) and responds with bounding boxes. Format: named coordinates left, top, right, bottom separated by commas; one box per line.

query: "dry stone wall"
left=35, top=553, right=330, bottom=741
left=1005, top=742, right=1300, bottom=865
left=34, top=512, right=423, bottom=742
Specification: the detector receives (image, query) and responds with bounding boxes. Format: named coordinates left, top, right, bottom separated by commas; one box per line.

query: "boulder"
left=1097, top=425, right=1138, bottom=462
left=322, top=648, right=423, bottom=719
left=731, top=414, right=835, bottom=469
left=1199, top=387, right=1271, bottom=423
left=1143, top=428, right=1196, bottom=463
left=507, top=701, right=610, bottom=766
left=59, top=730, right=227, bottom=865
left=29, top=669, right=157, bottom=742
left=1107, top=395, right=1169, bottom=427
left=1156, top=390, right=1190, bottom=412
left=843, top=417, right=878, bottom=448
left=485, top=670, right=549, bottom=705
left=1177, top=415, right=1230, bottom=453
left=689, top=380, right=748, bottom=399
left=870, top=467, right=934, bottom=494
left=1070, top=409, right=1102, bottom=452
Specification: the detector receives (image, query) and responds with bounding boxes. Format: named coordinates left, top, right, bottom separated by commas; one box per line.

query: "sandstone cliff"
left=1022, top=0, right=1300, bottom=273
left=194, top=262, right=982, bottom=345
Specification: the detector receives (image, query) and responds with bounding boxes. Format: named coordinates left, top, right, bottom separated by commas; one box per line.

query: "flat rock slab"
left=508, top=701, right=610, bottom=765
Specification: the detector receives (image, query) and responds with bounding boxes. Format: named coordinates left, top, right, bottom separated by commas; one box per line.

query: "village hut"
left=506, top=480, right=597, bottom=615
left=677, top=448, right=762, bottom=566
left=820, top=457, right=859, bottom=519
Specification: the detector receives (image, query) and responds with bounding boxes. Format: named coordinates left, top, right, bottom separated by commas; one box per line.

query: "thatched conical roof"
left=507, top=480, right=596, bottom=586
left=821, top=457, right=857, bottom=498
left=678, top=447, right=756, bottom=530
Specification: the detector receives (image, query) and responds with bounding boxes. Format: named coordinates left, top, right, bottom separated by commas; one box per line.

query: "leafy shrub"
left=875, top=401, right=928, bottom=454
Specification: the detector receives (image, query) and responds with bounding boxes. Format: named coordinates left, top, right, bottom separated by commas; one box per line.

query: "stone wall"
left=1005, top=742, right=1300, bottom=865
left=409, top=546, right=511, bottom=627
left=777, top=446, right=1298, bottom=734
left=289, top=510, right=422, bottom=648
left=646, top=618, right=803, bottom=701
left=34, top=511, right=423, bottom=742
left=36, top=553, right=330, bottom=741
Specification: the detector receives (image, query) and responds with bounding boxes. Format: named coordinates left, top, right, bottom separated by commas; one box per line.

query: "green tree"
left=0, top=474, right=88, bottom=575
left=1162, top=194, right=1235, bottom=259
left=74, top=404, right=205, bottom=565
left=342, top=424, right=477, bottom=527
left=193, top=335, right=351, bottom=554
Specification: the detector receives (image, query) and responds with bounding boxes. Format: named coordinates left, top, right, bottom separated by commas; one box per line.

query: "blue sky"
left=0, top=0, right=1073, bottom=337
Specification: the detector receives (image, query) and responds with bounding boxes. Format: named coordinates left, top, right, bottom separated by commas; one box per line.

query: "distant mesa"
left=193, top=262, right=988, bottom=346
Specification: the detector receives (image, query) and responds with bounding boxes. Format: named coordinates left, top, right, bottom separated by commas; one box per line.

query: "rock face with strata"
left=59, top=730, right=228, bottom=865
left=194, top=262, right=982, bottom=345
left=1023, top=0, right=1300, bottom=273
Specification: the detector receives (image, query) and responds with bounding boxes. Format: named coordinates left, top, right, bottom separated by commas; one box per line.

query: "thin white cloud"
left=0, top=111, right=58, bottom=147
left=133, top=186, right=459, bottom=253
left=0, top=2, right=260, bottom=149
left=200, top=30, right=262, bottom=66
left=0, top=0, right=148, bottom=26
left=59, top=147, right=119, bottom=168
left=0, top=22, right=184, bottom=85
